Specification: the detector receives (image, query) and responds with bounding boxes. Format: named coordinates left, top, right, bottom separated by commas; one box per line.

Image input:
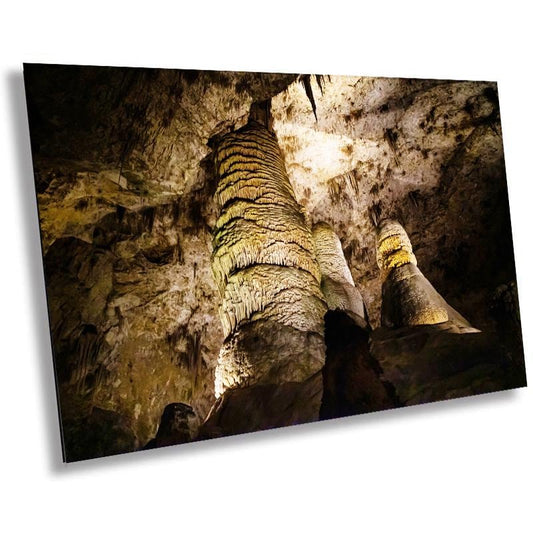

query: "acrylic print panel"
left=23, top=64, right=527, bottom=462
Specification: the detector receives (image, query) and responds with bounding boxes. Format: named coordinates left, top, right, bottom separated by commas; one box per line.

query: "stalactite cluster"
left=211, top=122, right=327, bottom=397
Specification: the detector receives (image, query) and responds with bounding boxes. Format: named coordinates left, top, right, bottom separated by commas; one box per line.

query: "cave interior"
left=24, top=64, right=526, bottom=462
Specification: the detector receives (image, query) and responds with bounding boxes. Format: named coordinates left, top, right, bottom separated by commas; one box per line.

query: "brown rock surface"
left=200, top=372, right=323, bottom=439
left=370, top=323, right=525, bottom=405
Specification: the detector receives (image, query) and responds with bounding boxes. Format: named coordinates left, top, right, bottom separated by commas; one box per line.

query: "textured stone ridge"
left=312, top=221, right=366, bottom=321
left=212, top=122, right=321, bottom=295
left=376, top=219, right=417, bottom=275
left=212, top=122, right=326, bottom=397
left=376, top=219, right=471, bottom=328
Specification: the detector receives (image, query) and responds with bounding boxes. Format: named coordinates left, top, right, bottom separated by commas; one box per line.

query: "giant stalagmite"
left=202, top=121, right=327, bottom=434
left=376, top=219, right=472, bottom=329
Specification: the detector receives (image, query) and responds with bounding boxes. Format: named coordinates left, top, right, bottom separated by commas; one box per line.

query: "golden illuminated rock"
left=376, top=219, right=417, bottom=275
left=214, top=320, right=325, bottom=398
left=212, top=123, right=320, bottom=292
left=312, top=222, right=366, bottom=322
left=212, top=122, right=326, bottom=397
left=376, top=219, right=472, bottom=328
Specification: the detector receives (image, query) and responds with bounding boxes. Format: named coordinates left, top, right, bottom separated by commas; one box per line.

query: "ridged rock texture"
left=24, top=66, right=526, bottom=460
left=210, top=122, right=326, bottom=401
left=312, top=221, right=366, bottom=323
left=376, top=219, right=472, bottom=328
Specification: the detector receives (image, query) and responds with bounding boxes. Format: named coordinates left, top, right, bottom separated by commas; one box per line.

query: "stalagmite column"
left=311, top=222, right=397, bottom=418
left=376, top=219, right=472, bottom=328
left=211, top=121, right=327, bottom=399
left=312, top=222, right=366, bottom=325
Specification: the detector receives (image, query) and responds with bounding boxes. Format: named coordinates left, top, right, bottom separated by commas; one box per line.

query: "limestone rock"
left=376, top=220, right=472, bottom=328
left=211, top=122, right=327, bottom=398
left=214, top=320, right=325, bottom=397
left=24, top=67, right=524, bottom=459
left=312, top=221, right=366, bottom=322
left=63, top=407, right=137, bottom=462
left=200, top=372, right=323, bottom=439
left=26, top=67, right=297, bottom=452
left=370, top=323, right=525, bottom=405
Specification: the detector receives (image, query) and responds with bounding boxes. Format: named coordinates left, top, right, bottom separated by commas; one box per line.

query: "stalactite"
left=346, top=169, right=359, bottom=197
left=189, top=331, right=202, bottom=395
left=315, top=75, right=326, bottom=96
left=369, top=201, right=383, bottom=228
left=300, top=75, right=318, bottom=121
left=327, top=176, right=343, bottom=204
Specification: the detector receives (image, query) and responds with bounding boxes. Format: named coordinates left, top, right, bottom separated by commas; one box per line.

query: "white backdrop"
left=1, top=2, right=531, bottom=531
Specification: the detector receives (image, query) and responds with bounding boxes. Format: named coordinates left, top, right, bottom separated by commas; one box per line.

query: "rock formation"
left=376, top=219, right=472, bottom=329
left=310, top=222, right=397, bottom=418
left=370, top=321, right=519, bottom=406
left=312, top=221, right=366, bottom=324
left=199, top=373, right=323, bottom=439
left=371, top=219, right=520, bottom=406
left=23, top=66, right=525, bottom=460
left=203, top=121, right=327, bottom=434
